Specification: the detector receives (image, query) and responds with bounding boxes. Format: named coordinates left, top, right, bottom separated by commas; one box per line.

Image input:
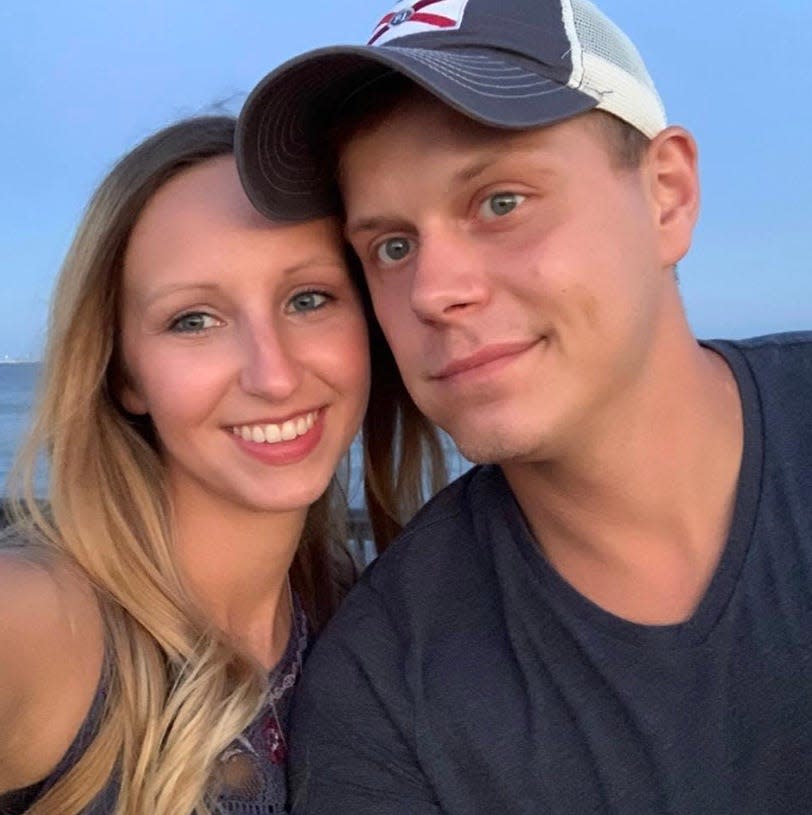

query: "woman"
left=0, top=116, right=444, bottom=815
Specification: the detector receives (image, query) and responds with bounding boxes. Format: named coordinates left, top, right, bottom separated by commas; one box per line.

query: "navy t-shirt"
left=289, top=333, right=812, bottom=814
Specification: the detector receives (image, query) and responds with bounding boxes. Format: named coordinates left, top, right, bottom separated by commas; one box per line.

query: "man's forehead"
left=340, top=118, right=576, bottom=238
left=339, top=91, right=585, bottom=176
left=338, top=89, right=554, bottom=177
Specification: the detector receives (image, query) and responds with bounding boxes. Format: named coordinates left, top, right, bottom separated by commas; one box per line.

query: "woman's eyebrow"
left=144, top=281, right=220, bottom=306
left=141, top=281, right=221, bottom=308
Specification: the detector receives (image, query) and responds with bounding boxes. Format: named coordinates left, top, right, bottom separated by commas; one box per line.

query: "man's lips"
left=431, top=340, right=541, bottom=380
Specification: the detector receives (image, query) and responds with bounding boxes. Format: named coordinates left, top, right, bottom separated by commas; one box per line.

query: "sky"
left=1, top=1, right=810, bottom=360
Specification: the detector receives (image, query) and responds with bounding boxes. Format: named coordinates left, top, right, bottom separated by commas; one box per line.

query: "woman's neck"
left=169, top=479, right=306, bottom=669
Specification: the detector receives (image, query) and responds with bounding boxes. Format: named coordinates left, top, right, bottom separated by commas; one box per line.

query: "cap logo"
left=391, top=9, right=414, bottom=24
left=368, top=0, right=470, bottom=46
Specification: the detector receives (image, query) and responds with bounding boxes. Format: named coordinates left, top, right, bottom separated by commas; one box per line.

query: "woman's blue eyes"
left=286, top=291, right=330, bottom=313
left=169, top=292, right=330, bottom=333
left=170, top=312, right=219, bottom=333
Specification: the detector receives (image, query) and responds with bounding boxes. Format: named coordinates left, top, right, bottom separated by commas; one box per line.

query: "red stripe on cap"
left=368, top=25, right=391, bottom=44
left=372, top=11, right=396, bottom=29
left=409, top=12, right=456, bottom=26
left=412, top=0, right=447, bottom=10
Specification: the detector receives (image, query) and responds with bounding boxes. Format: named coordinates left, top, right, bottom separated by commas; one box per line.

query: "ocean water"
left=0, top=363, right=40, bottom=496
left=0, top=363, right=469, bottom=507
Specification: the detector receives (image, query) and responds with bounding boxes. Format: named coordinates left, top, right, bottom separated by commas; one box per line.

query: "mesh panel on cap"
left=573, top=0, right=652, bottom=84
left=569, top=0, right=666, bottom=136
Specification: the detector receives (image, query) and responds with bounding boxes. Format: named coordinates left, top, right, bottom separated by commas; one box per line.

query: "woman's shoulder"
left=0, top=537, right=105, bottom=794
left=0, top=530, right=102, bottom=651
left=0, top=539, right=102, bottom=643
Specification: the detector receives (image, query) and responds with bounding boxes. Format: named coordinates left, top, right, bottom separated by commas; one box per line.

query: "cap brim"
left=236, top=45, right=597, bottom=222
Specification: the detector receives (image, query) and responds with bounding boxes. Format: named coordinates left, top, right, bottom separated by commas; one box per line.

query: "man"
left=236, top=0, right=812, bottom=812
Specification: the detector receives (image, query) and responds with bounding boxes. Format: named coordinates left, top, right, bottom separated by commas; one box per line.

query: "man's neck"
left=502, top=341, right=743, bottom=625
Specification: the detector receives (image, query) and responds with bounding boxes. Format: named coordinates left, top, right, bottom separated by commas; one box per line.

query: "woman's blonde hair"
left=4, top=114, right=418, bottom=814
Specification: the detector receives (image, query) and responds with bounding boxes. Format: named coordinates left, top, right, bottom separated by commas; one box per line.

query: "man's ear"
left=646, top=126, right=700, bottom=269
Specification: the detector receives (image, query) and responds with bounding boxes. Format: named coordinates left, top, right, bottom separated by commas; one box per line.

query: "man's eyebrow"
left=451, top=128, right=557, bottom=174
left=345, top=216, right=412, bottom=238
left=345, top=157, right=511, bottom=236
left=451, top=156, right=497, bottom=185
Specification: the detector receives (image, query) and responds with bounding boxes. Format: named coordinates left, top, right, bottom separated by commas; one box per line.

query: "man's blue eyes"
left=374, top=192, right=526, bottom=265
left=480, top=192, right=525, bottom=219
left=377, top=238, right=412, bottom=264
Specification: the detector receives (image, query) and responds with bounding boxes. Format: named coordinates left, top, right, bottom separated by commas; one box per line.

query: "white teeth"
left=264, top=423, right=282, bottom=443
left=234, top=411, right=317, bottom=446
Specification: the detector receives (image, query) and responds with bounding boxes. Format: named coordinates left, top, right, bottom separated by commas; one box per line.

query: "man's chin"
left=451, top=435, right=533, bottom=468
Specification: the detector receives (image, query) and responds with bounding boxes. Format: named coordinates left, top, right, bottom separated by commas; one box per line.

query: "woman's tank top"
left=0, top=596, right=308, bottom=815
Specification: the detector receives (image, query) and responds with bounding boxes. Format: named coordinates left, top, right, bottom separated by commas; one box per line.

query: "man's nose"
left=409, top=228, right=491, bottom=324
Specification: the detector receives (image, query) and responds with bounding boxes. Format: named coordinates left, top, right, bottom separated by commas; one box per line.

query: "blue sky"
left=1, top=1, right=809, bottom=359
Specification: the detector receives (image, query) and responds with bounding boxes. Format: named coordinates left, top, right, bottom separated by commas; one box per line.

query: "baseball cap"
left=236, top=0, right=667, bottom=221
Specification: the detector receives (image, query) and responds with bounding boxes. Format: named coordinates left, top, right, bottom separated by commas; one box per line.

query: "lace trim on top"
left=214, top=592, right=309, bottom=813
